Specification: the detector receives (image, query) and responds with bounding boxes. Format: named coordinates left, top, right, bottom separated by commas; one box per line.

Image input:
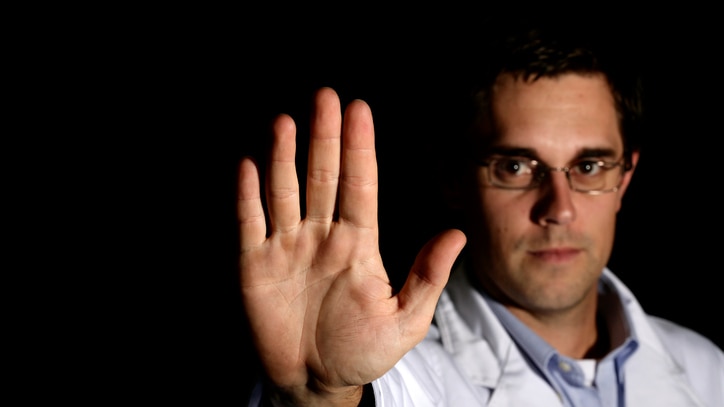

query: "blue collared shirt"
left=484, top=274, right=639, bottom=407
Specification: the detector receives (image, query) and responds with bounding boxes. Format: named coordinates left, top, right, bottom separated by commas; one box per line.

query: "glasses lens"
left=568, top=160, right=623, bottom=192
left=490, top=157, right=535, bottom=188
left=485, top=157, right=624, bottom=193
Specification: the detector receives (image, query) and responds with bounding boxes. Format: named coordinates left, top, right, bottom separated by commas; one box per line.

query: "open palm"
left=238, top=87, right=465, bottom=403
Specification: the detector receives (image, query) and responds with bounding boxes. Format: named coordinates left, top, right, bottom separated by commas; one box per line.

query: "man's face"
left=462, top=73, right=638, bottom=315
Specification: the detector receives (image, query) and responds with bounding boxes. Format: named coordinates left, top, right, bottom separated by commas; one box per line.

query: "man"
left=238, top=20, right=724, bottom=406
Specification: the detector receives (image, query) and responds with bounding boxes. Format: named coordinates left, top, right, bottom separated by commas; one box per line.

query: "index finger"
left=338, top=99, right=378, bottom=229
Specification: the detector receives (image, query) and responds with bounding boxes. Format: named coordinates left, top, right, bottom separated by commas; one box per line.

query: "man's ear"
left=615, top=150, right=640, bottom=210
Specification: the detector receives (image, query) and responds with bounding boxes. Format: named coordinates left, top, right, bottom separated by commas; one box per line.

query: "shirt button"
left=559, top=361, right=572, bottom=372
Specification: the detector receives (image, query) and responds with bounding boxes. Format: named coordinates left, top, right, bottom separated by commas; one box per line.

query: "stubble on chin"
left=494, top=231, right=603, bottom=310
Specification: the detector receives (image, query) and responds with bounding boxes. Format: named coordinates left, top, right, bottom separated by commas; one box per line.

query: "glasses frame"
left=476, top=155, right=627, bottom=195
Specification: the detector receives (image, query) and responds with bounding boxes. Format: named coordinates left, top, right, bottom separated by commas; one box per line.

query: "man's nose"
left=533, top=170, right=576, bottom=227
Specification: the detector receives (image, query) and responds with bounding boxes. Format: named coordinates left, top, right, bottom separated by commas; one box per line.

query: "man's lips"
left=528, top=248, right=581, bottom=262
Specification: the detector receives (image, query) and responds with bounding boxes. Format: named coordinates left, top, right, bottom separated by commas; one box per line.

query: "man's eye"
left=496, top=158, right=531, bottom=176
left=573, top=160, right=602, bottom=176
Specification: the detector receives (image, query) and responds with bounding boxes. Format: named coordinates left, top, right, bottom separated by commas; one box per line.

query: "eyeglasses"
left=477, top=156, right=627, bottom=194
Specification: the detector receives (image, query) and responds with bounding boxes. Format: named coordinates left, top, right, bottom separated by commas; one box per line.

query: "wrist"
left=263, top=382, right=364, bottom=407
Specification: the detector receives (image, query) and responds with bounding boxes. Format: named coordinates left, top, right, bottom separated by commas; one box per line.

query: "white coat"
left=371, top=268, right=724, bottom=406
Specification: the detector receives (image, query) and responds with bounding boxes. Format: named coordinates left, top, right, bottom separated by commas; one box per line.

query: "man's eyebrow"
left=576, top=148, right=619, bottom=159
left=486, top=147, right=537, bottom=158
left=485, top=147, right=620, bottom=160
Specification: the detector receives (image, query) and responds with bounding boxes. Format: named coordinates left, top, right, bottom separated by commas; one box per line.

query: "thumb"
left=397, top=229, right=466, bottom=340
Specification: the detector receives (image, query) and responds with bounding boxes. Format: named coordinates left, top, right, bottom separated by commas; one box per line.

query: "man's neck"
left=506, top=295, right=606, bottom=359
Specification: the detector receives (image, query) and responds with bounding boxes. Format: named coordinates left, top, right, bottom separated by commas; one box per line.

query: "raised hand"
left=238, top=87, right=466, bottom=405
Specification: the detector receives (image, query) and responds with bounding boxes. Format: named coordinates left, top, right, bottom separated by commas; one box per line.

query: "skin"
left=238, top=87, right=466, bottom=405
left=237, top=74, right=639, bottom=404
left=462, top=73, right=639, bottom=358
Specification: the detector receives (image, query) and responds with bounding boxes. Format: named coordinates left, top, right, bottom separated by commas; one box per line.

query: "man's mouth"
left=528, top=248, right=580, bottom=262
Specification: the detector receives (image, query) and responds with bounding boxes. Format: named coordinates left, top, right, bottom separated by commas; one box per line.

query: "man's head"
left=462, top=18, right=643, bottom=168
left=444, top=18, right=643, bottom=316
